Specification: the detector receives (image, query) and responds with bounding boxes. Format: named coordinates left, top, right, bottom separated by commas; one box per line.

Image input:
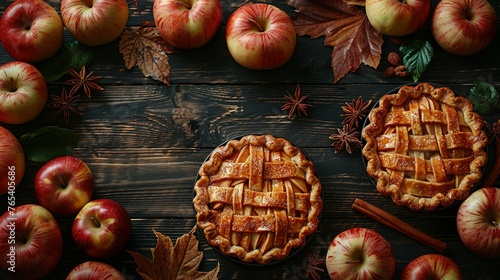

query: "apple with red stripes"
left=0, top=61, right=48, bottom=124
left=61, top=0, right=129, bottom=46
left=34, top=156, right=95, bottom=217
left=153, top=0, right=223, bottom=49
left=0, top=204, right=63, bottom=280
left=366, top=0, right=431, bottom=36
left=401, top=254, right=463, bottom=280
left=432, top=0, right=497, bottom=56
left=0, top=0, right=63, bottom=63
left=226, top=3, right=296, bottom=70
left=66, top=261, right=126, bottom=280
left=0, top=126, right=25, bottom=195
left=72, top=199, right=132, bottom=259
left=457, top=187, right=500, bottom=258
left=325, top=227, right=395, bottom=280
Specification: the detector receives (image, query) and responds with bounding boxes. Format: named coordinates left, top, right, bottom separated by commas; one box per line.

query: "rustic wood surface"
left=1, top=0, right=499, bottom=279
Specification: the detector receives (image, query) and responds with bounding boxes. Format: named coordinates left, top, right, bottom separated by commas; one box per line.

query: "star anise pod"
left=282, top=84, right=313, bottom=119
left=484, top=119, right=500, bottom=144
left=329, top=124, right=361, bottom=154
left=47, top=87, right=82, bottom=125
left=341, top=96, right=372, bottom=128
left=305, top=249, right=326, bottom=280
left=64, top=66, right=103, bottom=98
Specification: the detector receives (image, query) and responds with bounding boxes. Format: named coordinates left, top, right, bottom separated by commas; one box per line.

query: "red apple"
left=72, top=199, right=132, bottom=259
left=0, top=126, right=25, bottom=195
left=0, top=0, right=64, bottom=63
left=365, top=0, right=430, bottom=36
left=431, top=0, right=497, bottom=56
left=0, top=204, right=63, bottom=280
left=153, top=0, right=223, bottom=49
left=226, top=3, right=296, bottom=70
left=326, top=228, right=395, bottom=280
left=0, top=61, right=48, bottom=124
left=401, top=254, right=464, bottom=280
left=457, top=187, right=500, bottom=258
left=66, top=261, right=126, bottom=280
left=61, top=0, right=129, bottom=46
left=34, top=156, right=95, bottom=217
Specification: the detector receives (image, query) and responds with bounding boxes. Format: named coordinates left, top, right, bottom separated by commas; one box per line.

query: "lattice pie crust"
left=362, top=83, right=488, bottom=211
left=193, top=135, right=322, bottom=264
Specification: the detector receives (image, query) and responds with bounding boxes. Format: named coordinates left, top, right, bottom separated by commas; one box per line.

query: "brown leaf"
left=128, top=227, right=219, bottom=280
left=287, top=0, right=383, bottom=83
left=119, top=26, right=174, bottom=86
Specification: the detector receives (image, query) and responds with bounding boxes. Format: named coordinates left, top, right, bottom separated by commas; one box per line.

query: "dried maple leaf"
left=128, top=227, right=219, bottom=280
left=119, top=25, right=174, bottom=86
left=287, top=0, right=383, bottom=83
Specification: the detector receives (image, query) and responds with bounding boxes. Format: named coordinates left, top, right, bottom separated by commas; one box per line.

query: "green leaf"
left=19, top=126, right=80, bottom=163
left=469, top=81, right=500, bottom=114
left=35, top=41, right=94, bottom=82
left=400, top=40, right=434, bottom=82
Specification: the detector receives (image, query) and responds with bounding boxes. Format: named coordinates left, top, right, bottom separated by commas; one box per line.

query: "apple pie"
left=362, top=83, right=488, bottom=211
left=193, top=135, right=323, bottom=264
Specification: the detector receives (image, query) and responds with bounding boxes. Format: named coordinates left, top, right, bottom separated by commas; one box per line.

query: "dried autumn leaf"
left=287, top=0, right=383, bottom=83
left=128, top=227, right=219, bottom=280
left=119, top=26, right=174, bottom=86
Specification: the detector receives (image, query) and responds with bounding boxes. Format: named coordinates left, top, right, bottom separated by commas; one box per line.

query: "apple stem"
left=175, top=1, right=191, bottom=10
left=85, top=0, right=93, bottom=8
left=15, top=232, right=27, bottom=244
left=344, top=259, right=362, bottom=264
left=6, top=74, right=20, bottom=92
left=91, top=216, right=101, bottom=227
left=56, top=174, right=68, bottom=189
left=247, top=18, right=265, bottom=32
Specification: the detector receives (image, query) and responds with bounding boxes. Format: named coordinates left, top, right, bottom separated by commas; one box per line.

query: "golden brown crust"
left=193, top=135, right=322, bottom=264
left=362, top=83, right=488, bottom=211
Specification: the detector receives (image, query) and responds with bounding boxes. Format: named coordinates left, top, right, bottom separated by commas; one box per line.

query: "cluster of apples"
left=0, top=148, right=131, bottom=279
left=0, top=0, right=129, bottom=63
left=324, top=186, right=500, bottom=279
left=365, top=0, right=497, bottom=56
left=0, top=0, right=129, bottom=126
left=153, top=0, right=296, bottom=70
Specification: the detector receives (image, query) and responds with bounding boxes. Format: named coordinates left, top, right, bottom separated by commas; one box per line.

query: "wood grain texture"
left=1, top=0, right=499, bottom=279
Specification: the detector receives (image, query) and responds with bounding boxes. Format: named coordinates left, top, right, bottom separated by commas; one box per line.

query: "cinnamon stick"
left=352, top=198, right=447, bottom=253
left=480, top=140, right=500, bottom=189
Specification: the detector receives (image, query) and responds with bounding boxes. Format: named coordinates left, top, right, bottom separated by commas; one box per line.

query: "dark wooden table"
left=1, top=0, right=499, bottom=279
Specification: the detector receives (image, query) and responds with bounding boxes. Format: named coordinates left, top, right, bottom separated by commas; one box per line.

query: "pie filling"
left=362, top=83, right=488, bottom=211
left=193, top=135, right=323, bottom=264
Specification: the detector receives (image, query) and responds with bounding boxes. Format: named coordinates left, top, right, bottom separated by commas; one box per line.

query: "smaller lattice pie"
left=362, top=83, right=488, bottom=211
left=193, top=135, right=322, bottom=264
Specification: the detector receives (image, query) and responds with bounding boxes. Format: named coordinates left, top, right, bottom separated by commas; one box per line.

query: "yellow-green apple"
left=60, top=0, right=129, bottom=46
left=72, top=199, right=132, bottom=259
left=34, top=156, right=95, bottom=217
left=226, top=3, right=296, bottom=70
left=326, top=228, right=395, bottom=280
left=457, top=187, right=500, bottom=258
left=0, top=0, right=64, bottom=63
left=0, top=204, right=63, bottom=280
left=66, top=261, right=126, bottom=280
left=431, top=0, right=497, bottom=56
left=0, top=61, right=48, bottom=124
left=153, top=0, right=223, bottom=49
left=401, top=254, right=464, bottom=280
left=0, top=126, right=25, bottom=195
left=365, top=0, right=430, bottom=36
